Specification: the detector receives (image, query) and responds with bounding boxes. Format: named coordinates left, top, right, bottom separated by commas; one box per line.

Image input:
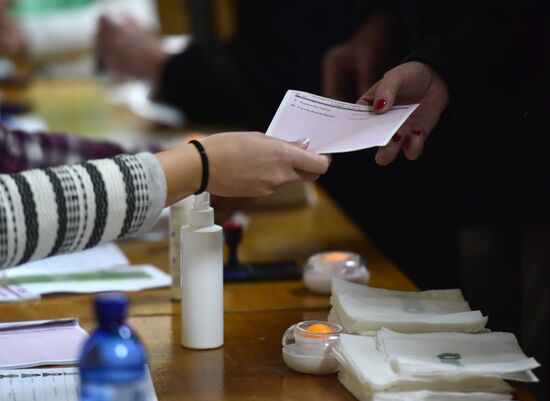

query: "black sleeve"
left=156, top=42, right=269, bottom=129
left=403, top=2, right=546, bottom=103
left=156, top=0, right=363, bottom=130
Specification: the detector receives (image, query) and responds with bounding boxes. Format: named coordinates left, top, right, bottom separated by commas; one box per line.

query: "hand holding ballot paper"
left=266, top=90, right=418, bottom=154
left=267, top=62, right=448, bottom=167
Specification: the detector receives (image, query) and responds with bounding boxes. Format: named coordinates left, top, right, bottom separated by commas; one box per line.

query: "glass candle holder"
left=281, top=320, right=343, bottom=375
left=303, top=251, right=369, bottom=294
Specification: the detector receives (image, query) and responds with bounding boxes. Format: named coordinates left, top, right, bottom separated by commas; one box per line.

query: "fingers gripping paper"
left=266, top=90, right=418, bottom=153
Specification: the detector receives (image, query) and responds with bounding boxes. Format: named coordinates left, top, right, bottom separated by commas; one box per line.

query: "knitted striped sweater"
left=0, top=152, right=166, bottom=269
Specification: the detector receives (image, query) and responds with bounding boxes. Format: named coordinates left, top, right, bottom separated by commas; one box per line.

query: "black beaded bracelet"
left=188, top=139, right=209, bottom=194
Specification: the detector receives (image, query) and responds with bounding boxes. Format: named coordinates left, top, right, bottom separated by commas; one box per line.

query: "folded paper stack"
left=370, top=391, right=513, bottom=401
left=328, top=278, right=488, bottom=335
left=333, top=329, right=539, bottom=401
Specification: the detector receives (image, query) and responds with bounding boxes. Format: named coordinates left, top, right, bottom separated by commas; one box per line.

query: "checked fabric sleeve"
left=0, top=152, right=166, bottom=269
left=0, top=124, right=163, bottom=174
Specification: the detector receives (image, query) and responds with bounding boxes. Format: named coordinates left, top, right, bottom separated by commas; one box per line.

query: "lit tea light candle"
left=282, top=320, right=343, bottom=375
left=303, top=251, right=369, bottom=294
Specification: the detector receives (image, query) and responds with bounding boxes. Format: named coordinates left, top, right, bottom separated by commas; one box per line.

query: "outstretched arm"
left=1, top=131, right=330, bottom=269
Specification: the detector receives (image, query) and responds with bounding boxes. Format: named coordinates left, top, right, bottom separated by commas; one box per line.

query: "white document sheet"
left=266, top=90, right=418, bottom=153
left=4, top=243, right=129, bottom=276
left=332, top=278, right=466, bottom=302
left=0, top=367, right=158, bottom=401
left=0, top=318, right=88, bottom=369
left=0, top=281, right=40, bottom=303
left=333, top=334, right=512, bottom=394
left=0, top=244, right=170, bottom=301
left=377, top=328, right=540, bottom=381
left=328, top=279, right=487, bottom=334
left=372, top=391, right=513, bottom=401
left=3, top=265, right=170, bottom=296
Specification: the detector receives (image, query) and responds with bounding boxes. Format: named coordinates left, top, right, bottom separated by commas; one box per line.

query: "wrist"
left=188, top=140, right=209, bottom=195
left=155, top=143, right=202, bottom=206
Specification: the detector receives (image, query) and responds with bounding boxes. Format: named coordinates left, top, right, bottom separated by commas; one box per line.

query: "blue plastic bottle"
left=79, top=293, right=148, bottom=401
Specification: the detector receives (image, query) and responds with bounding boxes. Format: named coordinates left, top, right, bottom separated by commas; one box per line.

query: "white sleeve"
left=0, top=152, right=166, bottom=269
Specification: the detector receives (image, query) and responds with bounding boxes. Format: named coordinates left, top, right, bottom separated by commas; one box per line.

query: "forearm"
left=0, top=152, right=166, bottom=269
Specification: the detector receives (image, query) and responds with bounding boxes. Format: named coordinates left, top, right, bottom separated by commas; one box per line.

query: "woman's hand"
left=203, top=132, right=331, bottom=197
left=157, top=132, right=331, bottom=205
left=359, top=61, right=450, bottom=166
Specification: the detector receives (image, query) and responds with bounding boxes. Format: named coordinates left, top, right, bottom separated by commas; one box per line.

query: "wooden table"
left=0, top=76, right=537, bottom=401
left=0, top=185, right=413, bottom=401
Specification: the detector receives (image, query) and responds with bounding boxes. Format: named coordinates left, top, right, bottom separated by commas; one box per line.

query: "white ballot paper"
left=0, top=243, right=128, bottom=303
left=7, top=243, right=129, bottom=274
left=328, top=278, right=488, bottom=334
left=332, top=334, right=513, bottom=396
left=2, top=265, right=170, bottom=296
left=371, top=391, right=514, bottom=401
left=0, top=318, right=88, bottom=369
left=0, top=367, right=158, bottom=401
left=377, top=328, right=540, bottom=382
left=0, top=244, right=170, bottom=301
left=266, top=90, right=418, bottom=153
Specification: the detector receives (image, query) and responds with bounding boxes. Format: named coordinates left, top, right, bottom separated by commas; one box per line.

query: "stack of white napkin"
left=332, top=329, right=539, bottom=401
left=328, top=278, right=488, bottom=334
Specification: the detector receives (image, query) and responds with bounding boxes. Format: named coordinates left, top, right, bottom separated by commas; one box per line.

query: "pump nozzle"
left=188, top=192, right=214, bottom=228
left=193, top=192, right=210, bottom=211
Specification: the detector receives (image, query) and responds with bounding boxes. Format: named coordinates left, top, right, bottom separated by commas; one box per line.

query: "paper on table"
left=377, top=328, right=540, bottom=381
left=0, top=279, right=40, bottom=303
left=371, top=391, right=514, bottom=401
left=329, top=279, right=488, bottom=334
left=332, top=293, right=487, bottom=333
left=0, top=367, right=158, bottom=401
left=332, top=278, right=466, bottom=302
left=0, top=244, right=170, bottom=300
left=333, top=334, right=512, bottom=394
left=266, top=90, right=418, bottom=153
left=4, top=243, right=129, bottom=276
left=3, top=264, right=170, bottom=295
left=0, top=318, right=88, bottom=369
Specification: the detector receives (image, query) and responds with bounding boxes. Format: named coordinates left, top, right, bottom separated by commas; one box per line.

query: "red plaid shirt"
left=0, top=124, right=161, bottom=173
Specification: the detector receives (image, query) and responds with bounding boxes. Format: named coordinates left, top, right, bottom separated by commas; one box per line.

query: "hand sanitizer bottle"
left=180, top=192, right=223, bottom=349
left=78, top=293, right=148, bottom=401
left=169, top=195, right=194, bottom=300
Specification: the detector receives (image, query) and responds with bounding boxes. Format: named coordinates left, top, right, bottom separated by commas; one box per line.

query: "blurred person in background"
left=1, top=0, right=157, bottom=60
left=96, top=0, right=362, bottom=128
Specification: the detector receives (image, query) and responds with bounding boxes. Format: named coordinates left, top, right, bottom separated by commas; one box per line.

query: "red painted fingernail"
left=375, top=99, right=387, bottom=111
left=412, top=128, right=421, bottom=136
left=392, top=133, right=402, bottom=142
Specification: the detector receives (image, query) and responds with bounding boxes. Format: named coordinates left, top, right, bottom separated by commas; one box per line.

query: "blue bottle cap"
left=94, top=292, right=128, bottom=325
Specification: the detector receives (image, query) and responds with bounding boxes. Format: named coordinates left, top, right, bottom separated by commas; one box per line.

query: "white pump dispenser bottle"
left=169, top=195, right=194, bottom=300
left=180, top=192, right=224, bottom=349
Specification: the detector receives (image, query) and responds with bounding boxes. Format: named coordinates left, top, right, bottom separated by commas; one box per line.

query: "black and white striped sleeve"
left=0, top=152, right=166, bottom=269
